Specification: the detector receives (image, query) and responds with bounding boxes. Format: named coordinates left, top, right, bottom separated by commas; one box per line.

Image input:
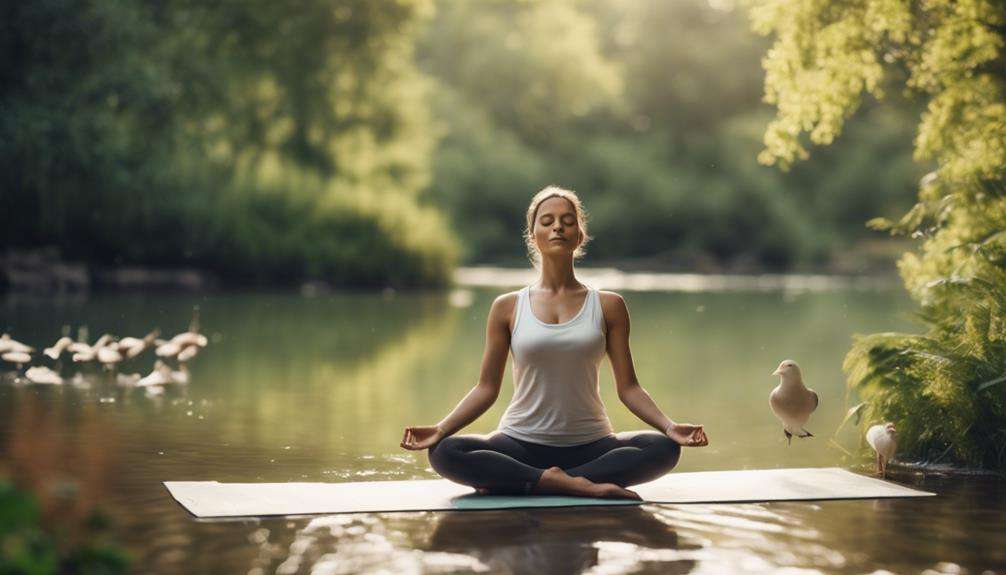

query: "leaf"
left=976, top=374, right=1006, bottom=393
left=903, top=349, right=954, bottom=366
left=866, top=217, right=893, bottom=232
left=924, top=276, right=972, bottom=290
left=834, top=402, right=868, bottom=436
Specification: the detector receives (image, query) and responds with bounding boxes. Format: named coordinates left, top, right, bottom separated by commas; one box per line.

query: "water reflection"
left=424, top=507, right=698, bottom=575
left=2, top=285, right=1005, bottom=573
left=246, top=506, right=698, bottom=575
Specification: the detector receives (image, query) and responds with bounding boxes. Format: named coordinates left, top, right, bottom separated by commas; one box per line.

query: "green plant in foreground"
left=747, top=0, right=1006, bottom=469
left=0, top=481, right=130, bottom=575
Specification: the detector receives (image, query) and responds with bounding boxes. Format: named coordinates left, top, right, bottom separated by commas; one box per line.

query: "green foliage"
left=1, top=0, right=456, bottom=287
left=419, top=0, right=921, bottom=269
left=843, top=271, right=1006, bottom=467
left=1, top=0, right=933, bottom=277
left=749, top=0, right=1006, bottom=469
left=418, top=0, right=622, bottom=147
left=208, top=168, right=458, bottom=287
left=0, top=480, right=130, bottom=574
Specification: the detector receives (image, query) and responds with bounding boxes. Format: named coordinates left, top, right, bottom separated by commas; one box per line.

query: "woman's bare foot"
left=530, top=466, right=641, bottom=500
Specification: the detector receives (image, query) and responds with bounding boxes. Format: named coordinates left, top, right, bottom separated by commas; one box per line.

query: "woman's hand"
left=400, top=425, right=446, bottom=450
left=666, top=423, right=708, bottom=447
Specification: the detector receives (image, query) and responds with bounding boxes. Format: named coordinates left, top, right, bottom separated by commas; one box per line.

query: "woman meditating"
left=400, top=186, right=708, bottom=499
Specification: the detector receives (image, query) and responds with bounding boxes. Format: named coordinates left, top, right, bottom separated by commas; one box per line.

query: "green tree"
left=418, top=0, right=621, bottom=147
left=748, top=0, right=1006, bottom=468
left=420, top=0, right=919, bottom=269
left=1, top=0, right=456, bottom=287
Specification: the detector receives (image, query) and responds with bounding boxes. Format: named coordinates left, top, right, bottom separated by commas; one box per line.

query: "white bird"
left=769, top=359, right=819, bottom=445
left=69, top=334, right=114, bottom=363
left=2, top=351, right=32, bottom=369
left=25, top=366, right=63, bottom=385
left=0, top=334, right=34, bottom=355
left=71, top=348, right=96, bottom=363
left=96, top=343, right=124, bottom=370
left=866, top=423, right=898, bottom=478
left=118, top=330, right=160, bottom=359
left=169, top=309, right=208, bottom=349
left=171, top=332, right=208, bottom=349
left=154, top=339, right=183, bottom=359
left=43, top=337, right=74, bottom=360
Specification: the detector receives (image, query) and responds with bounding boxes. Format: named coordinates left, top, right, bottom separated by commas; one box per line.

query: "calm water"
left=1, top=276, right=1004, bottom=574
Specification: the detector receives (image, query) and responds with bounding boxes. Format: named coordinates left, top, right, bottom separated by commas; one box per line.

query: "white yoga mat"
left=164, top=467, right=935, bottom=518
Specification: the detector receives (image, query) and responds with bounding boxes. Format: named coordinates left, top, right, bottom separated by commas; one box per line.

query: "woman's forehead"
left=537, top=196, right=576, bottom=216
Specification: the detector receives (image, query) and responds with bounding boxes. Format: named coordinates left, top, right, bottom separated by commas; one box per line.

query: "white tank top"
left=497, top=284, right=615, bottom=446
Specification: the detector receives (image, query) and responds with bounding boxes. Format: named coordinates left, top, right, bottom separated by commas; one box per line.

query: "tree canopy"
left=748, top=0, right=1006, bottom=469
left=1, top=0, right=456, bottom=287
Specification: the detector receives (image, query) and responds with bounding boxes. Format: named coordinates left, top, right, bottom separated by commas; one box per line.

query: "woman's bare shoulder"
left=488, top=290, right=520, bottom=321
left=598, top=290, right=629, bottom=320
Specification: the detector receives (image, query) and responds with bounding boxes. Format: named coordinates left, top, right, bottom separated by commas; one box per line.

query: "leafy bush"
left=0, top=480, right=130, bottom=574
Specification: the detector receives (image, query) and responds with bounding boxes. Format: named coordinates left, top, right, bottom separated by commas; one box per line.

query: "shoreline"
left=3, top=248, right=903, bottom=295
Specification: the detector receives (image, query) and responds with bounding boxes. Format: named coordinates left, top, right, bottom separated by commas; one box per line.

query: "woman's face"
left=533, top=196, right=580, bottom=257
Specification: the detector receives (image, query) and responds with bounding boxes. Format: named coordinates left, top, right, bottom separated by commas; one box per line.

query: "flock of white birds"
left=769, top=359, right=898, bottom=477
left=0, top=313, right=207, bottom=396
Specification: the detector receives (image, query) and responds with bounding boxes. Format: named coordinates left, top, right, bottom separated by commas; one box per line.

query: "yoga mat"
left=164, top=467, right=935, bottom=518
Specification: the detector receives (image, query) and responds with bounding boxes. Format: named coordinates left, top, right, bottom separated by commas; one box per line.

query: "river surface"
left=1, top=270, right=1003, bottom=574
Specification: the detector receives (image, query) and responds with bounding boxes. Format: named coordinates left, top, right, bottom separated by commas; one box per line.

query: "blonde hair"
left=524, top=185, right=592, bottom=269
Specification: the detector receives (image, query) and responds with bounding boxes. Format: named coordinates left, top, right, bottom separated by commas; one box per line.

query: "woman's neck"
left=537, top=255, right=579, bottom=292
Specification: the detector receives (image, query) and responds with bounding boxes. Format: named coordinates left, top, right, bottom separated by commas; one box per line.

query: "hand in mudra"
left=666, top=423, right=708, bottom=447
left=400, top=425, right=445, bottom=450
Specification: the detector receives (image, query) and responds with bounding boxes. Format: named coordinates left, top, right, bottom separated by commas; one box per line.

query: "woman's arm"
left=601, top=291, right=708, bottom=446
left=401, top=292, right=515, bottom=450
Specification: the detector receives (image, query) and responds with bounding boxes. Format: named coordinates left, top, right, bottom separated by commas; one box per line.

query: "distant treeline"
left=418, top=0, right=926, bottom=270
left=1, top=0, right=925, bottom=287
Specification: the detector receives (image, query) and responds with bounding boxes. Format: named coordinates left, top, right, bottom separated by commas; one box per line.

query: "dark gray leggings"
left=428, top=430, right=681, bottom=495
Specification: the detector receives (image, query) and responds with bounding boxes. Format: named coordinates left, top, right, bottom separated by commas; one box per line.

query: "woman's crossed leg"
left=427, top=430, right=680, bottom=498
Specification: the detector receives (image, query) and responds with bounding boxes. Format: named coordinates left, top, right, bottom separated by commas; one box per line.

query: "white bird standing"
left=866, top=423, right=898, bottom=478
left=0, top=334, right=34, bottom=355
left=769, top=359, right=819, bottom=445
left=43, top=336, right=74, bottom=360
left=154, top=339, right=183, bottom=359
left=118, top=330, right=160, bottom=359
left=158, top=310, right=207, bottom=359
left=96, top=342, right=124, bottom=370
left=169, top=309, right=208, bottom=350
left=69, top=334, right=114, bottom=363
